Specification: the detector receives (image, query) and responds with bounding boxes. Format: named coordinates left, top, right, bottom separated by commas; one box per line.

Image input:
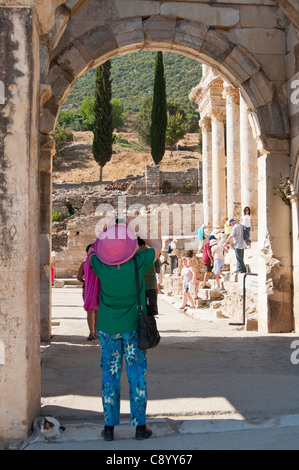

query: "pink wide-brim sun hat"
left=95, top=224, right=137, bottom=265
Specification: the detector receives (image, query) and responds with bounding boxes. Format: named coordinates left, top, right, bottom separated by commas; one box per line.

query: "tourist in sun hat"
left=88, top=217, right=161, bottom=442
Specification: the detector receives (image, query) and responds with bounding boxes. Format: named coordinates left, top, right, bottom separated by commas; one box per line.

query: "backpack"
left=167, top=243, right=173, bottom=254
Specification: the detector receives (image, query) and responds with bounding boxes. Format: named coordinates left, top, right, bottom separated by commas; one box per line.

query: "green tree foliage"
left=151, top=52, right=167, bottom=165
left=132, top=96, right=153, bottom=146
left=133, top=99, right=189, bottom=150
left=166, top=111, right=188, bottom=156
left=92, top=61, right=113, bottom=182
left=53, top=123, right=74, bottom=153
left=111, top=98, right=125, bottom=130
left=80, top=96, right=95, bottom=131
left=58, top=97, right=124, bottom=133
left=62, top=51, right=201, bottom=125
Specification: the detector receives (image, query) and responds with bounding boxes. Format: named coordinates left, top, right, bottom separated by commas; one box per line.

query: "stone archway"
left=0, top=0, right=297, bottom=446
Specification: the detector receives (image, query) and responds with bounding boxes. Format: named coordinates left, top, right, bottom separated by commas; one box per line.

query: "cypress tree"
left=151, top=52, right=167, bottom=165
left=92, top=61, right=113, bottom=182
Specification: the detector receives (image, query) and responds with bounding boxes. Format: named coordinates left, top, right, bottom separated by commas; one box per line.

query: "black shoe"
left=135, top=425, right=152, bottom=440
left=101, top=426, right=114, bottom=441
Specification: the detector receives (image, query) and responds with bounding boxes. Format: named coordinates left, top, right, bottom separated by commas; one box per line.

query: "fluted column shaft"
left=240, top=95, right=258, bottom=235
left=223, top=85, right=241, bottom=220
left=211, top=109, right=226, bottom=229
left=199, top=116, right=213, bottom=227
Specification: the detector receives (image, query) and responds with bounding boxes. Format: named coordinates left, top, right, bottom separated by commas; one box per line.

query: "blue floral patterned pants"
left=98, top=330, right=148, bottom=427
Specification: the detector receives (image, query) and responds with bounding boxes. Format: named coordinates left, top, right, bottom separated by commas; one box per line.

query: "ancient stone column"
left=240, top=95, right=258, bottom=237
left=40, top=135, right=55, bottom=342
left=223, top=84, right=241, bottom=220
left=199, top=116, right=213, bottom=227
left=290, top=190, right=299, bottom=332
left=257, top=145, right=293, bottom=333
left=0, top=7, right=41, bottom=444
left=211, top=109, right=227, bottom=229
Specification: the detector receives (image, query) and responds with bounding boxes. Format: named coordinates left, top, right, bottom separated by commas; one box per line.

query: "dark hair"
left=244, top=206, right=251, bottom=215
left=115, top=217, right=125, bottom=224
left=86, top=244, right=92, bottom=253
left=186, top=250, right=194, bottom=258
left=137, top=237, right=146, bottom=247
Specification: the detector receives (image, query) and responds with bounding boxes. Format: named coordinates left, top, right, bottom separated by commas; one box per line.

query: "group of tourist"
left=73, top=207, right=253, bottom=442
left=197, top=206, right=254, bottom=278
left=169, top=207, right=254, bottom=306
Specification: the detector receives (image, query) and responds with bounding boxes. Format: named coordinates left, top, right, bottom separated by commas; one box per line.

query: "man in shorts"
left=210, top=237, right=228, bottom=291
left=201, top=235, right=216, bottom=289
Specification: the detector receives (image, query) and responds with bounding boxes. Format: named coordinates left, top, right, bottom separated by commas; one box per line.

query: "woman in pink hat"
left=88, top=218, right=161, bottom=442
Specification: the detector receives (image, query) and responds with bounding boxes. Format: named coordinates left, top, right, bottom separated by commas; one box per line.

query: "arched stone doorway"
left=0, top=0, right=298, bottom=446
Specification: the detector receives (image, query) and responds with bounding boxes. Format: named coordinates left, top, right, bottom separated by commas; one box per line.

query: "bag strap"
left=133, top=257, right=143, bottom=314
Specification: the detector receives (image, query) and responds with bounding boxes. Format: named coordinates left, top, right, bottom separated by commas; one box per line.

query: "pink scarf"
left=83, top=251, right=101, bottom=312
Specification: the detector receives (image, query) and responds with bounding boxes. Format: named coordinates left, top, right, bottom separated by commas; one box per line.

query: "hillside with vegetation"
left=62, top=50, right=202, bottom=121
left=53, top=119, right=202, bottom=186
left=53, top=51, right=203, bottom=187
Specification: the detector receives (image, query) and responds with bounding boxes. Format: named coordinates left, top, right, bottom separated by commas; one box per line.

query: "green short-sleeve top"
left=90, top=248, right=155, bottom=334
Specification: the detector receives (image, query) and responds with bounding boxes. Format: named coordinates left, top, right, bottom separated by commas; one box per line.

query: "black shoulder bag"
left=133, top=257, right=160, bottom=350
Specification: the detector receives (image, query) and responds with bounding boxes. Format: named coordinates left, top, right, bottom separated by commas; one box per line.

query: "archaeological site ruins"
left=1, top=0, right=299, bottom=445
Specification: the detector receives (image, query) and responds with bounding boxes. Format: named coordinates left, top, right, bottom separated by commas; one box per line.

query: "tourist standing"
left=88, top=219, right=161, bottom=441
left=240, top=206, right=254, bottom=246
left=210, top=236, right=228, bottom=290
left=196, top=224, right=206, bottom=252
left=179, top=258, right=195, bottom=309
left=186, top=250, right=202, bottom=301
left=168, top=239, right=179, bottom=274
left=224, top=219, right=247, bottom=273
left=201, top=235, right=216, bottom=289
left=77, top=245, right=99, bottom=341
left=156, top=254, right=165, bottom=294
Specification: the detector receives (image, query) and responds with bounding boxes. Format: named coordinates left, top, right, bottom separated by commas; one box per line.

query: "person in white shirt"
left=179, top=258, right=195, bottom=309
left=240, top=206, right=254, bottom=246
left=210, top=237, right=228, bottom=290
left=224, top=219, right=247, bottom=273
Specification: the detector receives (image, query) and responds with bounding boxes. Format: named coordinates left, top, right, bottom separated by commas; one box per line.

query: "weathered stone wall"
left=53, top=189, right=203, bottom=216
left=160, top=167, right=200, bottom=193
left=0, top=6, right=41, bottom=445
left=52, top=193, right=204, bottom=278
left=128, top=164, right=202, bottom=195
left=1, top=0, right=299, bottom=447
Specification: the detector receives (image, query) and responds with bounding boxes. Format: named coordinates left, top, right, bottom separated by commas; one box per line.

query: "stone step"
left=198, top=288, right=225, bottom=300
left=54, top=278, right=82, bottom=287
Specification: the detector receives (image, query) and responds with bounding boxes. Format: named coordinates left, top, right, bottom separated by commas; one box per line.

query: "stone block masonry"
left=52, top=193, right=203, bottom=279
left=145, top=163, right=202, bottom=194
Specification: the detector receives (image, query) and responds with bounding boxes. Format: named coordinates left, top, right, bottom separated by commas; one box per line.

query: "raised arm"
left=127, top=216, right=162, bottom=262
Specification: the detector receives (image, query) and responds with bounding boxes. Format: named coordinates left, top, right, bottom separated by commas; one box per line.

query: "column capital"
left=223, top=84, right=240, bottom=105
left=199, top=116, right=212, bottom=133
left=211, top=108, right=226, bottom=123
